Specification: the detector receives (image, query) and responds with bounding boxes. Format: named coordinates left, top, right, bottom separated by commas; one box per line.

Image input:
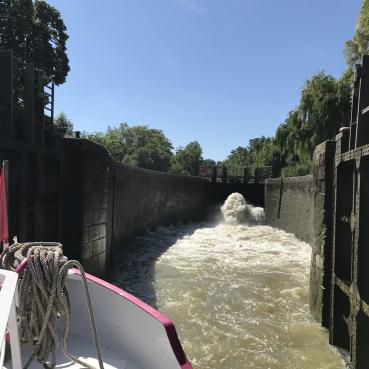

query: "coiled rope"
left=1, top=242, right=105, bottom=369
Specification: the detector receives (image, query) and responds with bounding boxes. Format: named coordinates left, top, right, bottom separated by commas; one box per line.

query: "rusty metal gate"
left=331, top=55, right=369, bottom=368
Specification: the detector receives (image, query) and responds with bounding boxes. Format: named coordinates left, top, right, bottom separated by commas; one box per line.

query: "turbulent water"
left=110, top=193, right=346, bottom=369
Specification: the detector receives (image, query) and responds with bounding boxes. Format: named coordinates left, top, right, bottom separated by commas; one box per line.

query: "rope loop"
left=1, top=242, right=105, bottom=369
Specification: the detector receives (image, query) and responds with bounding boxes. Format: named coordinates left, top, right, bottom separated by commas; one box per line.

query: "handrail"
left=0, top=269, right=22, bottom=369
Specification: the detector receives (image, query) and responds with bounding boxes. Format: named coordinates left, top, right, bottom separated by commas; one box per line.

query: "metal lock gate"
left=331, top=55, right=369, bottom=368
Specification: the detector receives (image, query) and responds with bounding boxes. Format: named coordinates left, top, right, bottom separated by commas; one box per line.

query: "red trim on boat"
left=71, top=269, right=193, bottom=369
left=15, top=257, right=32, bottom=276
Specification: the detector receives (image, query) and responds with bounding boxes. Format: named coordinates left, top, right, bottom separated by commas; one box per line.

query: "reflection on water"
left=110, top=194, right=346, bottom=369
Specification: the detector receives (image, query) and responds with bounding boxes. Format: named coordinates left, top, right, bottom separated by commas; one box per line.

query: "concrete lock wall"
left=61, top=139, right=210, bottom=276
left=0, top=138, right=64, bottom=245
left=264, top=175, right=315, bottom=244
left=309, top=140, right=335, bottom=327
left=264, top=141, right=336, bottom=326
left=1, top=135, right=264, bottom=277
left=111, top=162, right=208, bottom=254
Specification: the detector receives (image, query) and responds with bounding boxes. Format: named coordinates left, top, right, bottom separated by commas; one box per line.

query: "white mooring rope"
left=1, top=242, right=105, bottom=369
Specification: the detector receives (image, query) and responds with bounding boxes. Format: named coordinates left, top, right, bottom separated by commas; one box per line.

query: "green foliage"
left=170, top=141, right=203, bottom=176
left=222, top=71, right=351, bottom=177
left=201, top=158, right=216, bottom=167
left=248, top=137, right=278, bottom=170
left=220, top=2, right=361, bottom=177
left=224, top=138, right=280, bottom=175
left=272, top=72, right=351, bottom=176
left=84, top=124, right=208, bottom=176
left=85, top=123, right=173, bottom=172
left=0, top=0, right=69, bottom=84
left=54, top=112, right=73, bottom=135
left=273, top=73, right=348, bottom=172
left=345, top=0, right=369, bottom=67
left=298, top=72, right=351, bottom=152
left=223, top=146, right=249, bottom=167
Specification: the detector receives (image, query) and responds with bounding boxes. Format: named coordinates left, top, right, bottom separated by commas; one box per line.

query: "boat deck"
left=4, top=332, right=141, bottom=369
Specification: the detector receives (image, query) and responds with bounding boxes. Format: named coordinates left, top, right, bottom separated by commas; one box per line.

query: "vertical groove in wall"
left=277, top=177, right=283, bottom=219
left=57, top=159, right=64, bottom=242
left=108, top=167, right=115, bottom=266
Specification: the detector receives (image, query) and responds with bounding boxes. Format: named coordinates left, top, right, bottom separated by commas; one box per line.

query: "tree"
left=271, top=72, right=351, bottom=176
left=86, top=123, right=173, bottom=172
left=54, top=112, right=73, bottom=135
left=224, top=146, right=249, bottom=167
left=286, top=73, right=347, bottom=157
left=201, top=158, right=216, bottom=167
left=248, top=137, right=277, bottom=169
left=0, top=0, right=69, bottom=84
left=298, top=72, right=351, bottom=155
left=197, top=158, right=216, bottom=177
left=170, top=154, right=190, bottom=176
left=170, top=141, right=203, bottom=176
left=221, top=5, right=356, bottom=178
left=345, top=0, right=369, bottom=67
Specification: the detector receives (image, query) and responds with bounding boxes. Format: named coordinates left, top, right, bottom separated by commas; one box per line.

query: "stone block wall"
left=80, top=149, right=110, bottom=275
left=60, top=139, right=111, bottom=275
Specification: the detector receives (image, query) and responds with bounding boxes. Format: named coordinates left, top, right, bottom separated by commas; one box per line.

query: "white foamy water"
left=221, top=192, right=265, bottom=224
left=111, top=194, right=346, bottom=369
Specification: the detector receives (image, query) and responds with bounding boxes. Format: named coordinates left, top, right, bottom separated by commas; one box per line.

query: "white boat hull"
left=3, top=269, right=193, bottom=369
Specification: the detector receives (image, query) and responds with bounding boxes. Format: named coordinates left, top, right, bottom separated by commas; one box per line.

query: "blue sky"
left=49, top=0, right=361, bottom=161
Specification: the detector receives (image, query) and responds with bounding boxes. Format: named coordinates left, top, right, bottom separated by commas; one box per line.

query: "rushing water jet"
left=111, top=193, right=346, bottom=369
left=221, top=192, right=265, bottom=225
